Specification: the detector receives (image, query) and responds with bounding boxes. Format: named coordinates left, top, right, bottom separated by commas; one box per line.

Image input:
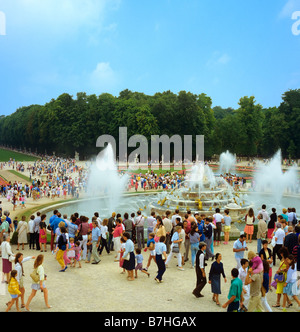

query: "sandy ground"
left=0, top=239, right=297, bottom=313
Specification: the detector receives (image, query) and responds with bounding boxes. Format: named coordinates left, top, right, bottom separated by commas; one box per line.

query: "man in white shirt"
left=257, top=204, right=270, bottom=222
left=147, top=212, right=156, bottom=241
left=171, top=209, right=182, bottom=227
left=163, top=211, right=173, bottom=254
left=273, top=223, right=285, bottom=266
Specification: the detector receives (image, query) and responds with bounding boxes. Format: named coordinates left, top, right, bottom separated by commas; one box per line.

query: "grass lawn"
left=0, top=148, right=39, bottom=162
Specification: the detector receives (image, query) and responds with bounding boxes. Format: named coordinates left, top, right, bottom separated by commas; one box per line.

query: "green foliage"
left=0, top=89, right=300, bottom=159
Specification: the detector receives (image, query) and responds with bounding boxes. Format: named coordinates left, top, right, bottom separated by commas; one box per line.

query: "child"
left=223, top=209, right=231, bottom=244
left=85, top=230, right=92, bottom=263
left=247, top=251, right=263, bottom=274
left=144, top=232, right=156, bottom=271
left=282, top=255, right=300, bottom=311
left=6, top=270, right=21, bottom=312
left=39, top=221, right=47, bottom=252
left=119, top=237, right=126, bottom=274
left=67, top=238, right=76, bottom=267
left=135, top=248, right=150, bottom=278
left=73, top=241, right=82, bottom=268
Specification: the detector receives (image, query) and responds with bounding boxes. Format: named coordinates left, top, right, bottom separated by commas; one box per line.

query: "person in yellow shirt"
left=6, top=270, right=21, bottom=312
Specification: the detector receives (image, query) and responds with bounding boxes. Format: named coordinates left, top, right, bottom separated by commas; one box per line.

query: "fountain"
left=219, top=150, right=236, bottom=174
left=83, top=143, right=129, bottom=216
left=150, top=161, right=252, bottom=222
left=252, top=150, right=298, bottom=208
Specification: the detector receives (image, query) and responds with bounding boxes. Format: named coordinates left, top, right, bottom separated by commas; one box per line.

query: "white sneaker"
left=178, top=267, right=185, bottom=271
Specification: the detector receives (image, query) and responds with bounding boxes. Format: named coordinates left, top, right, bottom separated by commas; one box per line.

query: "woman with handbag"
left=121, top=232, right=135, bottom=281
left=1, top=233, right=14, bottom=284
left=272, top=247, right=289, bottom=308
left=25, top=254, right=52, bottom=311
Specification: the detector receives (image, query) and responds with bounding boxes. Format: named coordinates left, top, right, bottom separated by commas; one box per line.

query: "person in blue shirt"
left=155, top=235, right=167, bottom=283
left=91, top=220, right=101, bottom=264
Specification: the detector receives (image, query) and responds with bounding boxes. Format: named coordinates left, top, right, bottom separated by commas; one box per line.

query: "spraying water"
left=219, top=150, right=236, bottom=174
left=86, top=143, right=129, bottom=216
left=253, top=150, right=298, bottom=205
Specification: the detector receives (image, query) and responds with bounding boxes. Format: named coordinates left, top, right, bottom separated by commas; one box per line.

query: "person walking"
left=56, top=226, right=68, bottom=272
left=1, top=233, right=15, bottom=283
left=122, top=232, right=135, bottom=281
left=233, top=234, right=248, bottom=269
left=25, top=254, right=51, bottom=311
left=192, top=242, right=207, bottom=298
left=154, top=235, right=167, bottom=283
left=222, top=268, right=243, bottom=312
left=134, top=210, right=145, bottom=249
left=208, top=253, right=227, bottom=306
left=16, top=215, right=29, bottom=250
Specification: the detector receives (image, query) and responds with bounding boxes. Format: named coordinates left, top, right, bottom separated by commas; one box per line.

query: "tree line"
left=0, top=88, right=299, bottom=160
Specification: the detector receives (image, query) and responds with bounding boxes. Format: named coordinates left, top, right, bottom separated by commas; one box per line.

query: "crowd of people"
left=0, top=199, right=300, bottom=312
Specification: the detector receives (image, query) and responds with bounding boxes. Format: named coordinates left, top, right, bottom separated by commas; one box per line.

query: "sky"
left=0, top=0, right=300, bottom=116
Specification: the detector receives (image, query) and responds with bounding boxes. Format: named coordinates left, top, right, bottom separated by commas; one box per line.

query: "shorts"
left=31, top=282, right=46, bottom=291
left=224, top=226, right=231, bottom=232
left=135, top=263, right=143, bottom=271
left=10, top=294, right=18, bottom=299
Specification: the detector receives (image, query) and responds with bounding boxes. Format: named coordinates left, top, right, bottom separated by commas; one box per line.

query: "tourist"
left=203, top=217, right=214, bottom=261
left=223, top=209, right=231, bottom=245
left=154, top=215, right=166, bottom=242
left=282, top=255, right=300, bottom=311
left=267, top=208, right=277, bottom=241
left=78, top=216, right=90, bottom=261
left=244, top=260, right=264, bottom=312
left=238, top=258, right=250, bottom=310
left=99, top=219, right=110, bottom=255
left=259, top=240, right=273, bottom=289
left=154, top=235, right=167, bottom=283
left=272, top=223, right=285, bottom=266
left=107, top=212, right=116, bottom=251
left=33, top=212, right=41, bottom=250
left=0, top=215, right=10, bottom=243
left=134, top=248, right=149, bottom=278
left=179, top=222, right=186, bottom=267
left=49, top=209, right=59, bottom=251
left=165, top=225, right=184, bottom=271
left=28, top=215, right=35, bottom=250
left=146, top=211, right=156, bottom=240
left=39, top=214, right=47, bottom=252
left=123, top=213, right=133, bottom=239
left=213, top=208, right=224, bottom=246
left=144, top=232, right=156, bottom=271
left=73, top=241, right=82, bottom=268
left=134, top=210, right=145, bottom=249
left=56, top=226, right=68, bottom=272
left=272, top=247, right=289, bottom=308
left=112, top=218, right=123, bottom=262
left=122, top=232, right=135, bottom=281
left=281, top=208, right=288, bottom=223
left=6, top=270, right=21, bottom=312
left=222, top=268, right=243, bottom=312
left=257, top=213, right=267, bottom=254
left=162, top=210, right=173, bottom=254
left=261, top=260, right=272, bottom=312
left=192, top=242, right=207, bottom=298
left=183, top=219, right=191, bottom=263
left=91, top=220, right=101, bottom=265
left=208, top=253, right=227, bottom=306
left=1, top=233, right=14, bottom=283
left=244, top=207, right=255, bottom=243
left=171, top=209, right=182, bottom=226
left=247, top=251, right=263, bottom=274
left=258, top=204, right=269, bottom=222
left=233, top=233, right=248, bottom=269
left=14, top=252, right=35, bottom=308
left=25, top=254, right=51, bottom=311
left=16, top=215, right=29, bottom=250
left=190, top=223, right=200, bottom=268
left=284, top=226, right=298, bottom=255
left=119, top=236, right=126, bottom=273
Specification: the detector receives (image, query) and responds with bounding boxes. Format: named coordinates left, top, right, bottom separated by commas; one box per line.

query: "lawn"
left=0, top=148, right=39, bottom=162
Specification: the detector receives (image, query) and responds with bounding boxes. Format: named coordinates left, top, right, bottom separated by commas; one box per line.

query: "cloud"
left=206, top=51, right=231, bottom=68
left=3, top=0, right=121, bottom=40
left=279, top=0, right=299, bottom=19
left=89, top=62, right=120, bottom=91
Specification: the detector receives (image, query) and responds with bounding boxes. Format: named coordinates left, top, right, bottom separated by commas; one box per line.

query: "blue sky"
left=0, top=0, right=300, bottom=116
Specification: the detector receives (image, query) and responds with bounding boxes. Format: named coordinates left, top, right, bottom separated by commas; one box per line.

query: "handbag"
left=274, top=272, right=284, bottom=283
left=30, top=268, right=40, bottom=283
left=172, top=245, right=179, bottom=253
